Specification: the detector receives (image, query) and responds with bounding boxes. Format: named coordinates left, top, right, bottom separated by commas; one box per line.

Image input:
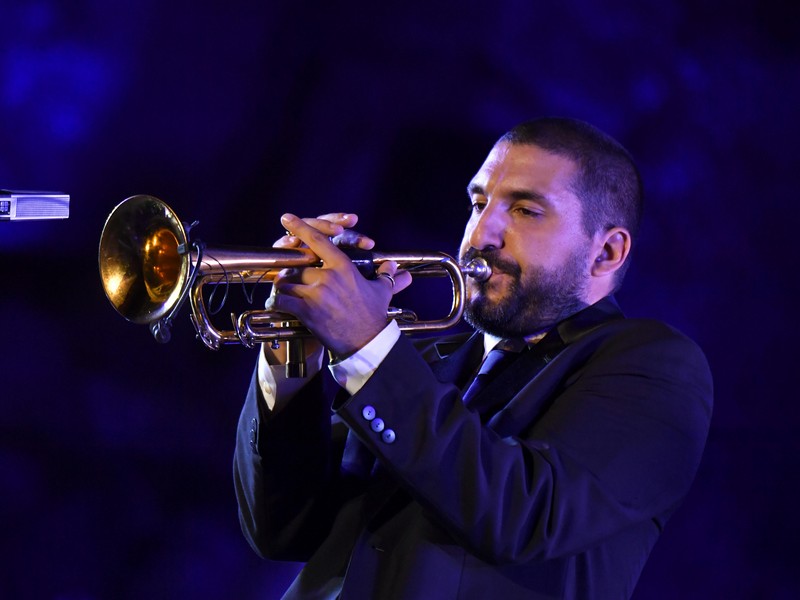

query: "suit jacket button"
left=362, top=405, right=376, bottom=421
left=381, top=429, right=396, bottom=444
left=371, top=418, right=385, bottom=433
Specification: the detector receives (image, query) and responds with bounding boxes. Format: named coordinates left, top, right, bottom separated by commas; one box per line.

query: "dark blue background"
left=1, top=1, right=797, bottom=598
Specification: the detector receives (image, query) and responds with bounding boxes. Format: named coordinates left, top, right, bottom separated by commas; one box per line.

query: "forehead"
left=470, top=142, right=580, bottom=207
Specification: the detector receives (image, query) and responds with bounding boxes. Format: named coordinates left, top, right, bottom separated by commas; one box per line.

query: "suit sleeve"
left=233, top=367, right=356, bottom=561
left=332, top=321, right=713, bottom=564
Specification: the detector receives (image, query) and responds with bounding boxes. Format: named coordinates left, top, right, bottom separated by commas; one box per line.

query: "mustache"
left=460, top=247, right=521, bottom=278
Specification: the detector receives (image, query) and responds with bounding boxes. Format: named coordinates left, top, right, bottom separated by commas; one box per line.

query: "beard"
left=460, top=246, right=590, bottom=338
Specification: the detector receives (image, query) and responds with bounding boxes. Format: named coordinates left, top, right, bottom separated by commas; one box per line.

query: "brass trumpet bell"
left=99, top=195, right=190, bottom=325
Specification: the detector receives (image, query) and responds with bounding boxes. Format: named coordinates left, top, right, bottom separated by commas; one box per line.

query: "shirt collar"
left=482, top=331, right=548, bottom=357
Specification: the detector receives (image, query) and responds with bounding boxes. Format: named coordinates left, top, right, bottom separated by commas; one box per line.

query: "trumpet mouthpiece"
left=463, top=257, right=491, bottom=282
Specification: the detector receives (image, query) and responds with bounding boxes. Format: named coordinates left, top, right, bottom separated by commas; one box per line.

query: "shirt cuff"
left=257, top=343, right=324, bottom=412
left=328, top=321, right=401, bottom=396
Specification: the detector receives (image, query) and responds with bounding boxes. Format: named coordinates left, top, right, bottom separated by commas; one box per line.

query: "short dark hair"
left=499, top=117, right=644, bottom=286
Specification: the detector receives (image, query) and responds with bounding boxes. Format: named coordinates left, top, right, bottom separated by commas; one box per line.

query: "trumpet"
left=98, top=195, right=490, bottom=374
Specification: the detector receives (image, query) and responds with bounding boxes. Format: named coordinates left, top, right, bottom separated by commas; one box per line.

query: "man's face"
left=459, top=142, right=594, bottom=338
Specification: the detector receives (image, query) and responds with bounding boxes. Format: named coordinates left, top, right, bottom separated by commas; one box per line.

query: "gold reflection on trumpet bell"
left=143, top=227, right=181, bottom=303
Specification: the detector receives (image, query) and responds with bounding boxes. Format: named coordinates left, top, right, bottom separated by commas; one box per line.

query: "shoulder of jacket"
left=575, top=318, right=709, bottom=369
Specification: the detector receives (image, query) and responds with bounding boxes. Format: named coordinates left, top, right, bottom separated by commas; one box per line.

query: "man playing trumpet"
left=233, top=117, right=713, bottom=599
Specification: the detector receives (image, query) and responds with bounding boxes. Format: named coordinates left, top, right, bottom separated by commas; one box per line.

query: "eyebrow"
left=467, top=182, right=553, bottom=206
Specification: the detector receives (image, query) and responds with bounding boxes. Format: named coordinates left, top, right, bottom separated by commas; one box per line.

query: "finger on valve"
left=376, top=262, right=413, bottom=295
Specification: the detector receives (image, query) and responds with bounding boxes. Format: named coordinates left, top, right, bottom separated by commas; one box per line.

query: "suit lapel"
left=429, top=331, right=484, bottom=389
left=465, top=331, right=566, bottom=421
left=476, top=296, right=626, bottom=433
left=424, top=297, right=625, bottom=425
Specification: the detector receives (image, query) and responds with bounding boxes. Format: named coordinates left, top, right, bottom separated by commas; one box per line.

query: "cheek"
left=515, top=231, right=571, bottom=269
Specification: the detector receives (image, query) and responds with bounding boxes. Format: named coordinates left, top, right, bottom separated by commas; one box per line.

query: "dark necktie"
left=462, top=344, right=521, bottom=407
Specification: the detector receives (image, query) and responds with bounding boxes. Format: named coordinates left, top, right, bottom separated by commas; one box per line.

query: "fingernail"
left=281, top=214, right=297, bottom=225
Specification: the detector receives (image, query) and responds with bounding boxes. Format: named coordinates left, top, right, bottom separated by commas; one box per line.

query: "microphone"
left=0, top=190, right=69, bottom=221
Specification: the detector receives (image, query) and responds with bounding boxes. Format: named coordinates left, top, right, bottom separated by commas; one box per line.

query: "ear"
left=590, top=227, right=631, bottom=279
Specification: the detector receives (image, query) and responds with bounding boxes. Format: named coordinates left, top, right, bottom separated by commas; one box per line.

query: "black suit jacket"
left=233, top=297, right=713, bottom=599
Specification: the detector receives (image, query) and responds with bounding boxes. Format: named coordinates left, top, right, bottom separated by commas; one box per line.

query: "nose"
left=467, top=203, right=505, bottom=250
